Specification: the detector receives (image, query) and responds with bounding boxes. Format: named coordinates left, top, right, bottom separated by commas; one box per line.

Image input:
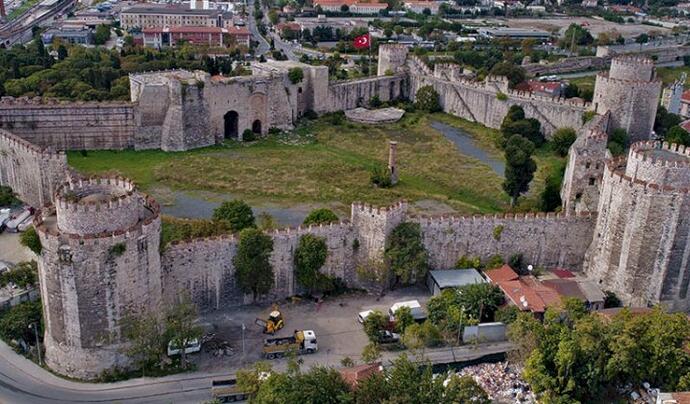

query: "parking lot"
left=191, top=286, right=431, bottom=372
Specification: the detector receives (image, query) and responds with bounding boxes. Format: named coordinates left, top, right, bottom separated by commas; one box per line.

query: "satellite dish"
left=527, top=265, right=533, bottom=271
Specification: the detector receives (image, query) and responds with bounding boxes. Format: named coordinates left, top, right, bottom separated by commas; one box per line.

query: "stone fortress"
left=0, top=45, right=680, bottom=378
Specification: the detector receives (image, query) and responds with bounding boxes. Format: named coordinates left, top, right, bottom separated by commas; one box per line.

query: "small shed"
left=426, top=269, right=486, bottom=296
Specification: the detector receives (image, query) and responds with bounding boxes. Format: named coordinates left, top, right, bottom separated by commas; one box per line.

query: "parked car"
left=377, top=330, right=400, bottom=344
left=358, top=310, right=374, bottom=323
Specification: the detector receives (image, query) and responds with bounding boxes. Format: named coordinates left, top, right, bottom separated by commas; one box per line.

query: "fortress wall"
left=0, top=130, right=68, bottom=207
left=161, top=222, right=356, bottom=311
left=0, top=98, right=137, bottom=150
left=326, top=75, right=407, bottom=112
left=414, top=212, right=596, bottom=271
left=410, top=73, right=588, bottom=136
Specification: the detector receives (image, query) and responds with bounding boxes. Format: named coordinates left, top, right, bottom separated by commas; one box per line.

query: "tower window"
left=589, top=177, right=596, bottom=186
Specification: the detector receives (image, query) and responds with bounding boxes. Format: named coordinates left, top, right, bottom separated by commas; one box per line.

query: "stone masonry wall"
left=0, top=129, right=68, bottom=207
left=325, top=75, right=407, bottom=112
left=0, top=97, right=137, bottom=150
left=410, top=63, right=588, bottom=136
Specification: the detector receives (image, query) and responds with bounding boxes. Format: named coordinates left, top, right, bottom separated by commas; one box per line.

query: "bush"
left=370, top=165, right=392, bottom=188
left=582, top=111, right=596, bottom=124
left=20, top=228, right=42, bottom=255
left=325, top=111, right=346, bottom=125
left=212, top=200, right=256, bottom=232
left=369, top=95, right=382, bottom=108
left=363, top=310, right=389, bottom=342
left=0, top=261, right=37, bottom=289
left=303, top=109, right=318, bottom=120
left=414, top=85, right=441, bottom=113
left=393, top=306, right=414, bottom=333
left=0, top=299, right=43, bottom=343
left=0, top=185, right=19, bottom=207
left=287, top=67, right=304, bottom=84
left=665, top=125, right=690, bottom=146
left=303, top=208, right=339, bottom=226
left=495, top=305, right=520, bottom=324
left=496, top=92, right=508, bottom=101
left=108, top=242, right=126, bottom=258
left=551, top=128, right=577, bottom=157
left=607, top=128, right=629, bottom=156
left=242, top=129, right=256, bottom=142
left=455, top=255, right=481, bottom=270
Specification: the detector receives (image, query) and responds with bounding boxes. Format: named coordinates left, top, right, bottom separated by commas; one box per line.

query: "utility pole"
left=241, top=322, right=246, bottom=364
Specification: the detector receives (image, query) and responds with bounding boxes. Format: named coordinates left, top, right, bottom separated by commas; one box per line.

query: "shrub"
left=370, top=165, right=392, bottom=188
left=287, top=67, right=304, bottom=84
left=665, top=125, right=690, bottom=146
left=455, top=255, right=481, bottom=270
left=0, top=185, right=19, bottom=207
left=0, top=261, right=37, bottom=289
left=212, top=200, right=256, bottom=232
left=393, top=306, right=414, bottom=333
left=414, top=85, right=441, bottom=113
left=0, top=299, right=43, bottom=343
left=607, top=128, right=629, bottom=156
left=582, top=110, right=596, bottom=124
left=303, top=208, right=339, bottom=226
left=492, top=225, right=504, bottom=241
left=109, top=242, right=126, bottom=258
left=496, top=92, right=508, bottom=101
left=551, top=128, right=577, bottom=157
left=303, top=109, right=318, bottom=120
left=369, top=95, right=382, bottom=108
left=20, top=228, right=42, bottom=255
left=363, top=310, right=389, bottom=342
left=495, top=305, right=520, bottom=324
left=242, top=129, right=256, bottom=142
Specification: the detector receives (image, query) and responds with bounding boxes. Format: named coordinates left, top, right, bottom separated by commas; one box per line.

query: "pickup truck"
left=262, top=329, right=318, bottom=359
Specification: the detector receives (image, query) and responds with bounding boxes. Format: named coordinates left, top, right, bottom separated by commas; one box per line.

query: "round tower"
left=34, top=177, right=162, bottom=379
left=592, top=56, right=661, bottom=143
left=584, top=142, right=690, bottom=311
left=377, top=43, right=409, bottom=76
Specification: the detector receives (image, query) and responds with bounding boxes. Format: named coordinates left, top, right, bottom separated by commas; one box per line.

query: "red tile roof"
left=672, top=392, right=690, bottom=404
left=682, top=89, right=690, bottom=103
left=551, top=268, right=575, bottom=278
left=541, top=279, right=587, bottom=301
left=339, top=362, right=382, bottom=388
left=143, top=26, right=223, bottom=34
left=226, top=26, right=250, bottom=35
left=681, top=120, right=690, bottom=133
left=497, top=276, right=561, bottom=313
left=484, top=264, right=519, bottom=283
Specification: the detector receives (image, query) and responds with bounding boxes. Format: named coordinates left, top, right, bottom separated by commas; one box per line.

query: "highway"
left=0, top=338, right=513, bottom=403
left=246, top=0, right=270, bottom=56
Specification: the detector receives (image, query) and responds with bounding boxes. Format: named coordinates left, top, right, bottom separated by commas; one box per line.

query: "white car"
left=358, top=310, right=375, bottom=323
left=167, top=338, right=201, bottom=356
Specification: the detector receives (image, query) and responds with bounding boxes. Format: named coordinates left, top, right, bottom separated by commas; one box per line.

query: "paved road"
left=246, top=0, right=270, bottom=56
left=0, top=337, right=513, bottom=403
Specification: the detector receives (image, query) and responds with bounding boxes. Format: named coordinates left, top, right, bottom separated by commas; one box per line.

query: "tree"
left=0, top=261, right=38, bottom=289
left=303, top=208, right=339, bottom=226
left=607, top=128, right=629, bottom=156
left=384, top=222, right=428, bottom=285
left=503, top=135, right=537, bottom=206
left=253, top=365, right=351, bottom=403
left=0, top=299, right=43, bottom=344
left=236, top=361, right=273, bottom=400
left=94, top=24, right=111, bottom=45
left=540, top=163, right=565, bottom=212
left=258, top=212, right=277, bottom=231
left=233, top=228, right=274, bottom=299
left=495, top=305, right=520, bottom=324
left=489, top=62, right=526, bottom=88
left=361, top=342, right=382, bottom=363
left=294, top=234, right=330, bottom=294
left=393, top=305, right=414, bottom=333
left=213, top=200, right=256, bottom=232
left=165, top=294, right=202, bottom=368
left=414, top=85, right=441, bottom=112
left=665, top=125, right=690, bottom=146
left=363, top=310, right=388, bottom=342
left=560, top=24, right=593, bottom=48
left=20, top=227, right=42, bottom=255
left=636, top=33, right=649, bottom=44
left=551, top=127, right=577, bottom=157
left=287, top=67, right=304, bottom=84
left=354, top=371, right=388, bottom=403
left=444, top=375, right=491, bottom=403
left=268, top=9, right=280, bottom=25
left=0, top=185, right=17, bottom=206
left=121, top=309, right=166, bottom=375
left=654, top=106, right=682, bottom=136
left=57, top=45, right=68, bottom=61
left=456, top=283, right=504, bottom=322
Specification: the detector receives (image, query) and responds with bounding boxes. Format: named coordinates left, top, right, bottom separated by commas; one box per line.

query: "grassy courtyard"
left=68, top=112, right=557, bottom=216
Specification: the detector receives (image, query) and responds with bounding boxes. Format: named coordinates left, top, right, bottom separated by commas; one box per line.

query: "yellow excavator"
left=255, top=304, right=285, bottom=335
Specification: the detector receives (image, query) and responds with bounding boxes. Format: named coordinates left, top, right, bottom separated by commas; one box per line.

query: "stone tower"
left=377, top=43, right=409, bottom=76
left=592, top=56, right=662, bottom=143
left=583, top=142, right=690, bottom=311
left=34, top=177, right=162, bottom=379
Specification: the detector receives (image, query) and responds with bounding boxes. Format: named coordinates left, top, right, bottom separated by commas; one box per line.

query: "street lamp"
left=241, top=322, right=246, bottom=364
left=28, top=322, right=41, bottom=366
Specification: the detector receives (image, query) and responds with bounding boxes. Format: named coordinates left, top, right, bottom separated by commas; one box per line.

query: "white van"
left=389, top=300, right=427, bottom=322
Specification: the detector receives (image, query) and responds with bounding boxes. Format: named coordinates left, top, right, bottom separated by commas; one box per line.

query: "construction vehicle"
left=211, top=378, right=248, bottom=402
left=255, top=304, right=284, bottom=334
left=262, top=329, right=318, bottom=359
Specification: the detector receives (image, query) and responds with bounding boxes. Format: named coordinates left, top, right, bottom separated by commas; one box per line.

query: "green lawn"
left=69, top=112, right=559, bottom=215
left=656, top=66, right=690, bottom=86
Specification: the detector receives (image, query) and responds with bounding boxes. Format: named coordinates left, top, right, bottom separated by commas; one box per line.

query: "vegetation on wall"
left=20, top=227, right=42, bottom=255
left=384, top=222, right=428, bottom=285
left=233, top=228, right=274, bottom=299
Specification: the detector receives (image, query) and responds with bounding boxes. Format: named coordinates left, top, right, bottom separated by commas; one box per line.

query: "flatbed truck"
left=262, top=329, right=318, bottom=359
left=211, top=378, right=248, bottom=402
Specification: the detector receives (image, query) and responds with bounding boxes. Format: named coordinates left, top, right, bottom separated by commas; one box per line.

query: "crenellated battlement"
left=0, top=129, right=66, bottom=161
left=0, top=96, right=132, bottom=108
left=54, top=176, right=137, bottom=212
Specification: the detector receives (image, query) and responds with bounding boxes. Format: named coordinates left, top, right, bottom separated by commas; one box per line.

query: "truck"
left=211, top=378, right=248, bottom=402
left=262, top=329, right=317, bottom=359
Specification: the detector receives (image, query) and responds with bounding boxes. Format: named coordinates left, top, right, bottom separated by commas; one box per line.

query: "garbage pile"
left=457, top=362, right=536, bottom=403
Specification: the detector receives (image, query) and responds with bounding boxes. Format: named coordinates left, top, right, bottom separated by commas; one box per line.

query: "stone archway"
left=224, top=111, right=239, bottom=139
left=252, top=120, right=262, bottom=134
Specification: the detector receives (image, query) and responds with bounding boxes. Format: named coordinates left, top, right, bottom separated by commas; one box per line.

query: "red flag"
left=353, top=33, right=370, bottom=49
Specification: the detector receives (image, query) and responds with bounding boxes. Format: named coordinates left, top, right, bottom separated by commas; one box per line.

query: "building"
left=313, top=0, right=387, bottom=14
left=41, top=27, right=94, bottom=45
left=657, top=392, right=690, bottom=404
left=681, top=89, right=690, bottom=118
left=142, top=26, right=250, bottom=48
left=484, top=265, right=561, bottom=317
left=515, top=80, right=565, bottom=97
left=120, top=4, right=231, bottom=30
left=541, top=278, right=605, bottom=310
left=339, top=362, right=382, bottom=388
left=477, top=27, right=551, bottom=41
left=426, top=268, right=485, bottom=295
left=403, top=0, right=441, bottom=14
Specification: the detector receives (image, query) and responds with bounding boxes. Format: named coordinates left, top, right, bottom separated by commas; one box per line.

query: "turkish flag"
left=353, top=33, right=370, bottom=49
